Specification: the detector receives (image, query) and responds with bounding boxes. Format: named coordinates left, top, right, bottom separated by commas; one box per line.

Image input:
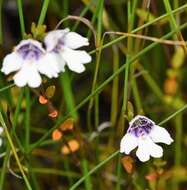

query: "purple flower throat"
left=17, top=43, right=43, bottom=60
left=127, top=117, right=154, bottom=137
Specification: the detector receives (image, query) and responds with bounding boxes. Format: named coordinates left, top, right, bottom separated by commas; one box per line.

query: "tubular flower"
left=120, top=115, right=173, bottom=162
left=44, top=29, right=92, bottom=73
left=1, top=39, right=60, bottom=88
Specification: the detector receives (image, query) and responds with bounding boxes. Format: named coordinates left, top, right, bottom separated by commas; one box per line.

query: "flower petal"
left=38, top=53, right=64, bottom=78
left=1, top=52, right=23, bottom=74
left=61, top=48, right=91, bottom=73
left=120, top=133, right=138, bottom=154
left=136, top=137, right=163, bottom=162
left=150, top=125, right=174, bottom=145
left=64, top=32, right=89, bottom=49
left=44, top=29, right=69, bottom=51
left=13, top=61, right=41, bottom=88
left=136, top=138, right=151, bottom=162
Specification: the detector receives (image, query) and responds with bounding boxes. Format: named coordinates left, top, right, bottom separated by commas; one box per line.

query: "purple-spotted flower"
left=120, top=115, right=173, bottom=162
left=0, top=126, right=4, bottom=147
left=1, top=39, right=60, bottom=88
left=44, top=29, right=92, bottom=73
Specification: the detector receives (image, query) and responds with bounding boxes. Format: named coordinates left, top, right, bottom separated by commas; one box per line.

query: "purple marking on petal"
left=17, top=43, right=44, bottom=60
left=52, top=38, right=65, bottom=53
left=127, top=116, right=154, bottom=137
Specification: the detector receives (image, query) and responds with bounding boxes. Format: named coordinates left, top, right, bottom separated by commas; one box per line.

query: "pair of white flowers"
left=120, top=115, right=173, bottom=162
left=1, top=29, right=91, bottom=88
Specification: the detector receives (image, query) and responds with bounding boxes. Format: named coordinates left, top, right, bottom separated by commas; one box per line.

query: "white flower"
left=120, top=115, right=173, bottom=162
left=1, top=39, right=60, bottom=88
left=0, top=126, right=4, bottom=147
left=44, top=29, right=92, bottom=73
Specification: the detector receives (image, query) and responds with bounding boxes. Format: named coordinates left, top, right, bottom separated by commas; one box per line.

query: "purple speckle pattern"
left=17, top=43, right=43, bottom=60
left=127, top=116, right=154, bottom=137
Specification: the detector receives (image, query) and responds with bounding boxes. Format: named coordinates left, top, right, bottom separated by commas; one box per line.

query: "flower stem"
left=0, top=111, right=32, bottom=190
left=17, top=0, right=25, bottom=37
left=38, top=0, right=50, bottom=25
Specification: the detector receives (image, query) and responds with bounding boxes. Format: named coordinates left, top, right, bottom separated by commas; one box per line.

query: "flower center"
left=128, top=117, right=154, bottom=137
left=17, top=43, right=44, bottom=60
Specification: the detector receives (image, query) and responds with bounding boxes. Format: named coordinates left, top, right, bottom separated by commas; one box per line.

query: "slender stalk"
left=82, top=159, right=92, bottom=190
left=0, top=147, right=10, bottom=189
left=0, top=84, right=15, bottom=93
left=25, top=87, right=30, bottom=151
left=60, top=73, right=78, bottom=120
left=110, top=46, right=119, bottom=126
left=17, top=0, right=25, bottom=37
left=0, top=111, right=32, bottom=190
left=38, top=0, right=50, bottom=25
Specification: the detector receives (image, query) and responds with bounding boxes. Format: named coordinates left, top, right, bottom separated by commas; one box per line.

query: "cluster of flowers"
left=1, top=29, right=92, bottom=88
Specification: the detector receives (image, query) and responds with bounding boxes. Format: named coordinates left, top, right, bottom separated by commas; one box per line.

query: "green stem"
left=82, top=159, right=92, bottom=190
left=25, top=87, right=30, bottom=151
left=38, top=0, right=50, bottom=25
left=175, top=115, right=182, bottom=166
left=17, top=0, right=25, bottom=37
left=0, top=84, right=15, bottom=93
left=0, top=111, right=32, bottom=190
left=60, top=73, right=78, bottom=120
left=0, top=147, right=10, bottom=189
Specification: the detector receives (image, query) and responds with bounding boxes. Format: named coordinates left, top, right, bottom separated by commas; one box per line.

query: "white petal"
left=13, top=62, right=42, bottom=88
left=44, top=29, right=69, bottom=51
left=150, top=125, right=174, bottom=145
left=64, top=32, right=89, bottom=49
left=61, top=48, right=91, bottom=73
left=136, top=137, right=163, bottom=162
left=0, top=127, right=3, bottom=135
left=120, top=133, right=138, bottom=154
left=136, top=139, right=151, bottom=162
left=1, top=52, right=23, bottom=74
left=38, top=53, right=64, bottom=78
left=0, top=138, right=2, bottom=147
